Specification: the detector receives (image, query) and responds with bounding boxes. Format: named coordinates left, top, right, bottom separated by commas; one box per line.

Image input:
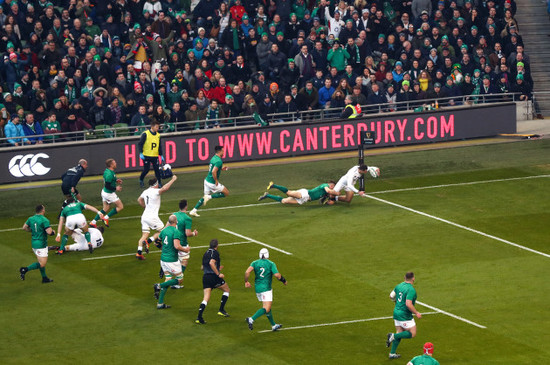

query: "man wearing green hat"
left=88, top=53, right=110, bottom=85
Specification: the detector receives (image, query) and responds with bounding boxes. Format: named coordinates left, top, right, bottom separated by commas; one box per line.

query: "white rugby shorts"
left=203, top=180, right=225, bottom=195
left=178, top=250, right=190, bottom=262
left=33, top=248, right=48, bottom=258
left=141, top=215, right=164, bottom=232
left=295, top=188, right=310, bottom=205
left=101, top=190, right=120, bottom=204
left=394, top=318, right=416, bottom=329
left=65, top=213, right=87, bottom=230
left=334, top=176, right=354, bottom=193
left=256, top=290, right=273, bottom=302
left=161, top=260, right=183, bottom=279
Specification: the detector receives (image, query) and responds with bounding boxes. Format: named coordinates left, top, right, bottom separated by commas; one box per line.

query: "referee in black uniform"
left=196, top=239, right=231, bottom=324
left=61, top=159, right=88, bottom=200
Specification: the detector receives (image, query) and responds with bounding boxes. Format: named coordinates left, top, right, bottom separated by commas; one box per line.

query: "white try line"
left=369, top=174, right=550, bottom=195
left=416, top=301, right=486, bottom=329
left=219, top=228, right=293, bottom=256
left=365, top=194, right=550, bottom=259
left=81, top=241, right=251, bottom=261
left=257, top=311, right=440, bottom=333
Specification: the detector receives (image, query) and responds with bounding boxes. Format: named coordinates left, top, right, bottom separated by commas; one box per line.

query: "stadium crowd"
left=0, top=0, right=533, bottom=146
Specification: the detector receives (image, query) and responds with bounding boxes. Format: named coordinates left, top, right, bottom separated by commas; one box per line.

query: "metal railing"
left=533, top=92, right=550, bottom=117
left=0, top=92, right=522, bottom=148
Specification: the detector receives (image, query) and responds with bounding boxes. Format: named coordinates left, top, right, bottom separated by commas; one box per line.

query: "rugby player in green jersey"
left=166, top=199, right=198, bottom=288
left=90, top=159, right=123, bottom=228
left=20, top=205, right=56, bottom=283
left=152, top=215, right=188, bottom=309
left=407, top=342, right=440, bottom=365
left=258, top=181, right=338, bottom=205
left=245, top=248, right=287, bottom=331
left=386, top=272, right=422, bottom=359
left=189, top=145, right=229, bottom=217
left=56, top=198, right=103, bottom=254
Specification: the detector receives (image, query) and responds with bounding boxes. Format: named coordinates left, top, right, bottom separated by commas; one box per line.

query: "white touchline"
left=417, top=301, right=486, bottom=329
left=219, top=228, right=293, bottom=256
left=365, top=194, right=550, bottom=259
left=81, top=241, right=251, bottom=261
left=369, top=174, right=550, bottom=195
left=257, top=311, right=440, bottom=333
left=1, top=175, right=547, bottom=233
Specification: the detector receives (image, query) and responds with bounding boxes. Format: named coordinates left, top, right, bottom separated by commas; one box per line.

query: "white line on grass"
left=365, top=194, right=550, bottom=259
left=81, top=241, right=251, bottom=261
left=416, top=301, right=486, bottom=329
left=257, top=311, right=440, bottom=333
left=219, top=228, right=293, bottom=255
left=369, top=174, right=550, bottom=195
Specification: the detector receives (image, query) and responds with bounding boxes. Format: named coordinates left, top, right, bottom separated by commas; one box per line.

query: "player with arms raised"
left=90, top=159, right=123, bottom=228
left=245, top=248, right=287, bottom=331
left=56, top=198, right=103, bottom=254
left=20, top=205, right=56, bottom=283
left=386, top=271, right=422, bottom=359
left=189, top=145, right=229, bottom=217
left=136, top=175, right=178, bottom=260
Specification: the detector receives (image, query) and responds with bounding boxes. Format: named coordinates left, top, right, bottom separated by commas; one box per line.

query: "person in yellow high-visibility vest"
left=340, top=95, right=360, bottom=118
left=139, top=120, right=164, bottom=188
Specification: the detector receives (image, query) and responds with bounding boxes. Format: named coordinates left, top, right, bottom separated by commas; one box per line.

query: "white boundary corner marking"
left=219, top=228, right=293, bottom=256
left=81, top=241, right=251, bottom=261
left=416, top=301, right=486, bottom=329
left=257, top=311, right=440, bottom=333
left=364, top=194, right=550, bottom=259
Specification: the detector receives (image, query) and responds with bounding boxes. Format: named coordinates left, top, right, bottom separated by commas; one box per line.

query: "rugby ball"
left=367, top=166, right=380, bottom=178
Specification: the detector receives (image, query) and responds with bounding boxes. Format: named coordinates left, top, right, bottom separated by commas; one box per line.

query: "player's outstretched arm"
left=159, top=175, right=177, bottom=194
left=85, top=204, right=103, bottom=218
left=274, top=272, right=287, bottom=285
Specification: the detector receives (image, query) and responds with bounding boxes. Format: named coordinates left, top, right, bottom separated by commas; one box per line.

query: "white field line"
left=257, top=311, right=440, bottom=333
left=81, top=241, right=251, bottom=261
left=1, top=174, right=547, bottom=233
left=369, top=174, right=550, bottom=195
left=365, top=194, right=550, bottom=259
left=417, top=301, right=486, bottom=329
left=219, top=228, right=293, bottom=256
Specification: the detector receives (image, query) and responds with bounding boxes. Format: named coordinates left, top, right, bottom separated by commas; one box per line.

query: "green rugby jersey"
left=159, top=225, right=182, bottom=262
left=250, top=259, right=279, bottom=293
left=173, top=211, right=192, bottom=247
left=205, top=154, right=223, bottom=184
left=25, top=214, right=51, bottom=249
left=392, top=281, right=417, bottom=321
left=307, top=183, right=329, bottom=201
left=102, top=168, right=117, bottom=193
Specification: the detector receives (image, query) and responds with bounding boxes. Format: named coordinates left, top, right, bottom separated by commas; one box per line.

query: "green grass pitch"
left=1, top=139, right=549, bottom=364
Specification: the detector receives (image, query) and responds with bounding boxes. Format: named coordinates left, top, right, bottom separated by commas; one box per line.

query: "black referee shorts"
left=61, top=184, right=78, bottom=196
left=203, top=274, right=225, bottom=289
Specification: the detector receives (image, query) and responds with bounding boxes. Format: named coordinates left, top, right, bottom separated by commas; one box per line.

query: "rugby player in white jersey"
left=329, top=164, right=379, bottom=203
left=136, top=175, right=177, bottom=260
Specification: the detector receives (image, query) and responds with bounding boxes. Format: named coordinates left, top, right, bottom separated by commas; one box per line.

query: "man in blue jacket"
left=4, top=115, right=30, bottom=146
left=22, top=113, right=44, bottom=144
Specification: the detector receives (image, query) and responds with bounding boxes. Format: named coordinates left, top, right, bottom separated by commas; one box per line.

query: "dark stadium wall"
left=0, top=103, right=516, bottom=184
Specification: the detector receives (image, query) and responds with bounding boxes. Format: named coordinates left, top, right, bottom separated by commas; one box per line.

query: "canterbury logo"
left=8, top=153, right=51, bottom=177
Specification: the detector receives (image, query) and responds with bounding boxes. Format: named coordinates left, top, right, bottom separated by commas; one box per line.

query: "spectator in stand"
left=5, top=115, right=30, bottom=146
left=22, top=113, right=44, bottom=144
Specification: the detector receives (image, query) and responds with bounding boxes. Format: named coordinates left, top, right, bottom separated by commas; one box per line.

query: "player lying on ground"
left=258, top=181, right=338, bottom=205
left=63, top=227, right=105, bottom=252
left=329, top=164, right=380, bottom=203
left=56, top=198, right=103, bottom=254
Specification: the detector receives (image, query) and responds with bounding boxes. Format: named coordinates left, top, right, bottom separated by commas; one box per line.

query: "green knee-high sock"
left=84, top=231, right=91, bottom=243
left=158, top=287, right=168, bottom=304
left=106, top=207, right=118, bottom=218
left=390, top=338, right=401, bottom=354
left=181, top=265, right=186, bottom=274
left=60, top=235, right=69, bottom=250
left=194, top=198, right=204, bottom=210
left=266, top=310, right=276, bottom=326
left=272, top=184, right=288, bottom=193
left=94, top=209, right=106, bottom=221
left=27, top=262, right=40, bottom=271
left=160, top=278, right=179, bottom=288
left=211, top=192, right=225, bottom=198
left=251, top=308, right=266, bottom=320
left=394, top=331, right=412, bottom=340
left=266, top=194, right=283, bottom=202
left=39, top=266, right=47, bottom=278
